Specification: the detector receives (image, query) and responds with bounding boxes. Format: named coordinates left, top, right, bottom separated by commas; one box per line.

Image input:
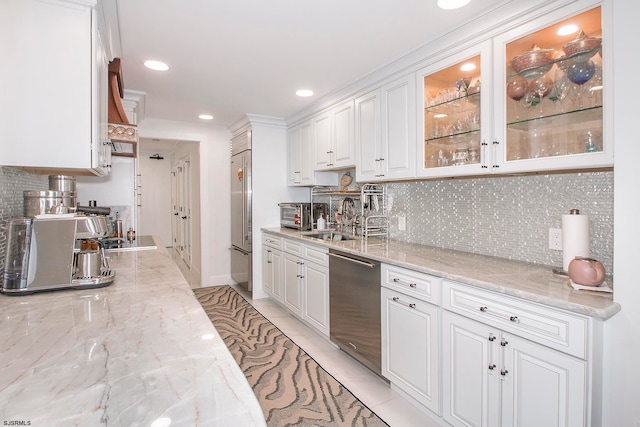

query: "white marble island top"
left=0, top=246, right=265, bottom=426
left=264, top=227, right=620, bottom=320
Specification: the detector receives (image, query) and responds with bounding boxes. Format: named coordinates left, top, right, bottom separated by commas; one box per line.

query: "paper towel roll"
left=562, top=213, right=590, bottom=272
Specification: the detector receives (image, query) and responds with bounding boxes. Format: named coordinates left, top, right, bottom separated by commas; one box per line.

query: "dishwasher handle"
left=328, top=252, right=377, bottom=268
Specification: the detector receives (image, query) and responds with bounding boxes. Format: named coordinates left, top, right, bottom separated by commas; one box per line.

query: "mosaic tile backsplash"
left=0, top=167, right=48, bottom=271
left=386, top=171, right=614, bottom=273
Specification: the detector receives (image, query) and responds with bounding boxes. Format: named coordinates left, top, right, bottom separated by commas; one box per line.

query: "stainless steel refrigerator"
left=230, top=130, right=252, bottom=291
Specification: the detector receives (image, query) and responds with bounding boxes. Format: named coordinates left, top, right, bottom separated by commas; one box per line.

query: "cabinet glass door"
left=424, top=56, right=481, bottom=168
left=498, top=6, right=609, bottom=172
left=417, top=42, right=491, bottom=178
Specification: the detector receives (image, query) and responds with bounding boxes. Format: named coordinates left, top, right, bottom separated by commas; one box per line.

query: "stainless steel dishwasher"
left=329, top=249, right=382, bottom=377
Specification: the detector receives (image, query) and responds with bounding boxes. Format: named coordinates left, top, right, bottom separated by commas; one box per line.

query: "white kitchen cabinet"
left=356, top=74, right=416, bottom=182
left=314, top=100, right=355, bottom=171
left=287, top=120, right=339, bottom=187
left=303, top=258, right=330, bottom=336
left=283, top=251, right=304, bottom=318
left=416, top=3, right=610, bottom=179
left=493, top=4, right=611, bottom=173
left=0, top=0, right=111, bottom=175
left=442, top=280, right=588, bottom=427
left=381, top=286, right=440, bottom=414
left=275, top=237, right=330, bottom=336
left=262, top=235, right=283, bottom=302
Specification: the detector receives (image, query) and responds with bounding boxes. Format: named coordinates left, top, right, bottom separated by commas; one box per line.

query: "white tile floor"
left=227, top=284, right=445, bottom=427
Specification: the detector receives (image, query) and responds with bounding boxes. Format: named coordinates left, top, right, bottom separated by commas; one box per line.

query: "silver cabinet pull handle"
left=500, top=369, right=509, bottom=377
left=392, top=296, right=416, bottom=309
left=392, top=277, right=417, bottom=288
left=509, top=316, right=519, bottom=323
left=479, top=306, right=488, bottom=312
left=489, top=364, right=496, bottom=370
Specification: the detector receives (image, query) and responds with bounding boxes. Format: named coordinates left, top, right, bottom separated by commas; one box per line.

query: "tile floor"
left=227, top=284, right=445, bottom=427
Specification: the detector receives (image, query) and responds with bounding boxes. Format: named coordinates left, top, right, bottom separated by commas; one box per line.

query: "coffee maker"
left=2, top=215, right=116, bottom=295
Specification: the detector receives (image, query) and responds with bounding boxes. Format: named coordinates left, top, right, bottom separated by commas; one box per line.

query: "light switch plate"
left=398, top=216, right=406, bottom=231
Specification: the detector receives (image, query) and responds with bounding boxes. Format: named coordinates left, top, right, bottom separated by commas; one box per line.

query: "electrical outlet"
left=549, top=228, right=562, bottom=250
left=398, top=216, right=406, bottom=231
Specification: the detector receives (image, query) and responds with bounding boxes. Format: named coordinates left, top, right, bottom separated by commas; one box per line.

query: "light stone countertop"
left=263, top=227, right=620, bottom=320
left=0, top=244, right=266, bottom=427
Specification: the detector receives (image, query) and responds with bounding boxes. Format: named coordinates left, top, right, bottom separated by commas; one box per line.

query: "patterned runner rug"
left=194, top=285, right=388, bottom=427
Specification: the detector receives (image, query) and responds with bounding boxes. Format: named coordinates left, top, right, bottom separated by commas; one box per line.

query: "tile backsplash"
left=0, top=167, right=48, bottom=271
left=386, top=171, right=614, bottom=273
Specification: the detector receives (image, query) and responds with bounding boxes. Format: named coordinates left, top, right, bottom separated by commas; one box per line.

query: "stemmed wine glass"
left=567, top=59, right=596, bottom=109
left=552, top=65, right=572, bottom=113
left=506, top=75, right=528, bottom=121
left=529, top=75, right=553, bottom=117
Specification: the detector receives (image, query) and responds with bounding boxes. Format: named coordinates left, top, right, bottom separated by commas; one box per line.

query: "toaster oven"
left=279, top=203, right=327, bottom=231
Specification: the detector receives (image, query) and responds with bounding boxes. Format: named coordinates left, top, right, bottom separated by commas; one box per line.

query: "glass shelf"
left=507, top=105, right=601, bottom=129
left=425, top=129, right=481, bottom=144
left=507, top=47, right=602, bottom=80
left=425, top=91, right=480, bottom=111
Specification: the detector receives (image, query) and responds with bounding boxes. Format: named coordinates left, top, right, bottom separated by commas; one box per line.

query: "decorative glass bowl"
left=511, top=46, right=556, bottom=80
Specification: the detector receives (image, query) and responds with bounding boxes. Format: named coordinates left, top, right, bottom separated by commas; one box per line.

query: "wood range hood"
left=108, top=58, right=137, bottom=157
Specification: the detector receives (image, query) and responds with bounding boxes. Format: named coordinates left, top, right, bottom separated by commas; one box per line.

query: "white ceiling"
left=116, top=0, right=508, bottom=128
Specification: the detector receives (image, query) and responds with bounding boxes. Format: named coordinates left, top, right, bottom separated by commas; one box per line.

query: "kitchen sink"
left=303, top=231, right=354, bottom=242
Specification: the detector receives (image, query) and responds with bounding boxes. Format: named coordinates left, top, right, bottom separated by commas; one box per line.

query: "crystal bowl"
left=563, top=31, right=602, bottom=58
left=511, top=47, right=556, bottom=80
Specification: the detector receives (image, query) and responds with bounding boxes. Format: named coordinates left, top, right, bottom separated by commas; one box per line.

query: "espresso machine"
left=2, top=214, right=116, bottom=295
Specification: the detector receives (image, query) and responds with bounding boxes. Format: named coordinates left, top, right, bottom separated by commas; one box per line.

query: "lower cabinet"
left=381, top=286, right=440, bottom=414
left=302, top=259, right=330, bottom=336
left=442, top=302, right=587, bottom=427
left=283, top=251, right=305, bottom=318
left=262, top=245, right=283, bottom=302
left=265, top=234, right=330, bottom=337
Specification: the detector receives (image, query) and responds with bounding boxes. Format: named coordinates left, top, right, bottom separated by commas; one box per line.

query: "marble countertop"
left=263, top=227, right=620, bottom=320
left=0, top=246, right=266, bottom=426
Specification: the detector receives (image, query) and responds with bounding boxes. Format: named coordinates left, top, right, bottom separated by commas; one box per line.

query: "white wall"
left=137, top=118, right=231, bottom=287
left=604, top=1, right=640, bottom=425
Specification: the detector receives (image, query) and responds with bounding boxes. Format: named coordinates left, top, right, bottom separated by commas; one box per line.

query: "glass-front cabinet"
left=417, top=42, right=492, bottom=178
left=494, top=3, right=611, bottom=173
left=418, top=2, right=611, bottom=178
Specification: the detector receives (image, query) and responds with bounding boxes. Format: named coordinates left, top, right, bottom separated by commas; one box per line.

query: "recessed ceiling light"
left=198, top=114, right=214, bottom=120
left=296, top=89, right=314, bottom=97
left=144, top=60, right=169, bottom=71
left=433, top=113, right=448, bottom=118
left=460, top=63, right=476, bottom=72
left=437, top=0, right=471, bottom=10
left=557, top=24, right=579, bottom=36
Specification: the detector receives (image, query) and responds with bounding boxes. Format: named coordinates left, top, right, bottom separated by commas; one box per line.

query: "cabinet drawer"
left=442, top=280, right=587, bottom=359
left=303, top=244, right=328, bottom=266
left=283, top=238, right=304, bottom=256
left=382, top=264, right=442, bottom=304
left=262, top=234, right=282, bottom=250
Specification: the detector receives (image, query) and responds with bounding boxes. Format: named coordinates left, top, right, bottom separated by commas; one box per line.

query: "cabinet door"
left=287, top=126, right=302, bottom=185
left=355, top=89, right=382, bottom=182
left=0, top=0, right=93, bottom=171
left=442, top=311, right=501, bottom=427
left=380, top=74, right=416, bottom=180
left=262, top=247, right=274, bottom=295
left=298, top=120, right=314, bottom=185
left=313, top=111, right=333, bottom=170
left=381, top=288, right=440, bottom=414
left=501, top=334, right=586, bottom=427
left=493, top=5, right=611, bottom=173
left=93, top=24, right=111, bottom=175
left=303, top=260, right=329, bottom=336
left=283, top=252, right=303, bottom=318
left=332, top=100, right=355, bottom=168
left=271, top=249, right=283, bottom=301
left=416, top=42, right=492, bottom=179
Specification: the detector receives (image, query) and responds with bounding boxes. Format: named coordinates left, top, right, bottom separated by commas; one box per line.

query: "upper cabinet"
left=417, top=42, right=491, bottom=178
left=0, top=0, right=112, bottom=176
left=494, top=4, right=609, bottom=173
left=314, top=100, right=356, bottom=171
left=287, top=119, right=339, bottom=187
left=417, top=2, right=609, bottom=178
left=356, top=73, right=416, bottom=182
